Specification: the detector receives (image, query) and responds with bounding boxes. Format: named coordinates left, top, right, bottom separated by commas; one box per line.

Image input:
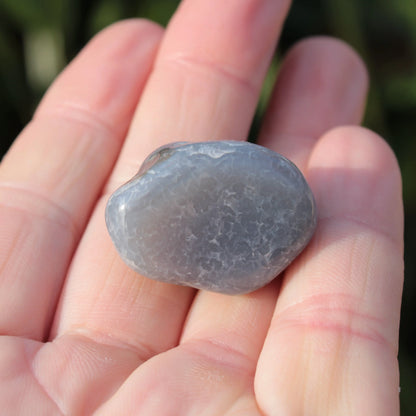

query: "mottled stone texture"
left=105, top=141, right=316, bottom=295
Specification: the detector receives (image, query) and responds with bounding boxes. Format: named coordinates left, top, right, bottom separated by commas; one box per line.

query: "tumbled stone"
left=105, top=141, right=316, bottom=295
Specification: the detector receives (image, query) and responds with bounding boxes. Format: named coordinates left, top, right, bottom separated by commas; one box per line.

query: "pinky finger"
left=256, top=127, right=404, bottom=415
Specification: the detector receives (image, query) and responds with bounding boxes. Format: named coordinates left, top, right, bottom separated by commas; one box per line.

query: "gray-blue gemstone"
left=105, top=141, right=317, bottom=295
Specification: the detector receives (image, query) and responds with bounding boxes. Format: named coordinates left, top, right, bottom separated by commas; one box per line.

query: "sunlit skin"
left=0, top=0, right=403, bottom=415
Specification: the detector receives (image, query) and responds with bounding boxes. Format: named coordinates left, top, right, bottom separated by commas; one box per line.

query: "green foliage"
left=0, top=0, right=66, bottom=29
left=138, top=0, right=180, bottom=27
left=88, top=0, right=124, bottom=35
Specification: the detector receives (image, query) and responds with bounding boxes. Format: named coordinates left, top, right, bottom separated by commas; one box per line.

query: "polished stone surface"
left=105, top=141, right=317, bottom=295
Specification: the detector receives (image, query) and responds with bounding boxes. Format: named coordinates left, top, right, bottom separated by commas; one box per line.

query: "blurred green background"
left=0, top=0, right=415, bottom=412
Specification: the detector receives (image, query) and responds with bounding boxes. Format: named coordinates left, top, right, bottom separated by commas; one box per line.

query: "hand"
left=0, top=0, right=404, bottom=414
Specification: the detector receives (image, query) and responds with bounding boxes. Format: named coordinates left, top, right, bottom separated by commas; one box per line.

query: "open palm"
left=0, top=0, right=403, bottom=414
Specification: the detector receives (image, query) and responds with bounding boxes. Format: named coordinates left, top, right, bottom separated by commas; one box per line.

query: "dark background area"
left=0, top=0, right=415, bottom=412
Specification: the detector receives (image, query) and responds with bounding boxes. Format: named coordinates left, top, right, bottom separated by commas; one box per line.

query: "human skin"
left=0, top=0, right=404, bottom=415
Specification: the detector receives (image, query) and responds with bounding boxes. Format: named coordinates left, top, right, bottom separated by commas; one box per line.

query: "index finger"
left=0, top=20, right=162, bottom=340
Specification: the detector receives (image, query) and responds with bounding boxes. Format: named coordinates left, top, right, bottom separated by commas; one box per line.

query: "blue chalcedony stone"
left=105, top=141, right=317, bottom=295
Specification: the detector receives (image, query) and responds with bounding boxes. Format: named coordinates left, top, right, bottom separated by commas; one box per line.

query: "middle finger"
left=53, top=0, right=291, bottom=362
left=107, top=0, right=291, bottom=189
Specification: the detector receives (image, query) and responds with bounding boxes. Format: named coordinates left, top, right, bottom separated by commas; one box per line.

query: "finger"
left=96, top=286, right=277, bottom=416
left=107, top=0, right=292, bottom=189
left=53, top=0, right=292, bottom=366
left=0, top=20, right=162, bottom=339
left=169, top=36, right=370, bottom=412
left=258, top=36, right=369, bottom=171
left=256, top=127, right=404, bottom=415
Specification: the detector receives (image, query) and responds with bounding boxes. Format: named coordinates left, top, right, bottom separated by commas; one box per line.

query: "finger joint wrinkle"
left=274, top=292, right=397, bottom=355
left=181, top=337, right=257, bottom=378
left=34, top=102, right=120, bottom=143
left=0, top=182, right=80, bottom=244
left=157, top=54, right=259, bottom=98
